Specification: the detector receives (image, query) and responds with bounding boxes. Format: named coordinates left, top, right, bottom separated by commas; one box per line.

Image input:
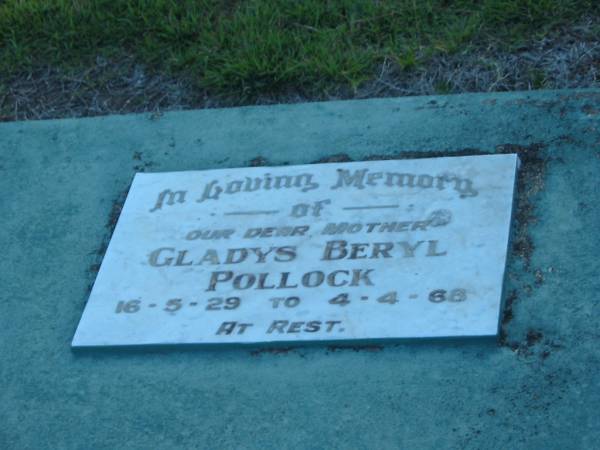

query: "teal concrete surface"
left=1, top=90, right=599, bottom=449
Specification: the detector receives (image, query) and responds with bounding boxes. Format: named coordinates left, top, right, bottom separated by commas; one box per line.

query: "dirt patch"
left=526, top=330, right=544, bottom=347
left=248, top=156, right=268, bottom=166
left=497, top=144, right=547, bottom=269
left=312, top=153, right=353, bottom=164
left=501, top=290, right=518, bottom=327
left=86, top=187, right=130, bottom=293
left=131, top=151, right=156, bottom=172
left=326, top=345, right=383, bottom=353
left=493, top=145, right=549, bottom=352
left=250, top=347, right=296, bottom=357
left=105, top=188, right=130, bottom=230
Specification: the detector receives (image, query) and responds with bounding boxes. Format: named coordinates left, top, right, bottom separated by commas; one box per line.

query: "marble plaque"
left=72, top=154, right=518, bottom=347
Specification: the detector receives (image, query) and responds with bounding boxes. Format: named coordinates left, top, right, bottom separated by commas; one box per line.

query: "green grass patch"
left=1, top=0, right=598, bottom=99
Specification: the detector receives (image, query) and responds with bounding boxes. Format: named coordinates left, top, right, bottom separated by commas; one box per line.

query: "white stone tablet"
left=72, top=154, right=518, bottom=347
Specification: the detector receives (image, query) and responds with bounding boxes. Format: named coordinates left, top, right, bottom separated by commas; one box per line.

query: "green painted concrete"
left=1, top=90, right=599, bottom=449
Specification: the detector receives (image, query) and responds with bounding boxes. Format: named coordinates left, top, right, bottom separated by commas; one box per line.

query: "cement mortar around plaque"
left=72, top=153, right=518, bottom=347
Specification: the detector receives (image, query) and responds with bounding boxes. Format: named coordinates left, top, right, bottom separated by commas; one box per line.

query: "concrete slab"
left=1, top=90, right=599, bottom=449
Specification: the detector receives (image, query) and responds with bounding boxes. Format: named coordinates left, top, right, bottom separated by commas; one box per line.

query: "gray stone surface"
left=1, top=90, right=599, bottom=449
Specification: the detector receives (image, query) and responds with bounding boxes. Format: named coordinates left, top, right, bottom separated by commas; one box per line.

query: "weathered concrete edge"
left=1, top=87, right=598, bottom=130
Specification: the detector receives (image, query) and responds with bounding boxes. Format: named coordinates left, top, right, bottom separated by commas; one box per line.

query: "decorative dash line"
left=342, top=205, right=399, bottom=210
left=224, top=210, right=280, bottom=216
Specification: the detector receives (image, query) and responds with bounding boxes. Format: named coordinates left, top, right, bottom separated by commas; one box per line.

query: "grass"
left=0, top=0, right=599, bottom=102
